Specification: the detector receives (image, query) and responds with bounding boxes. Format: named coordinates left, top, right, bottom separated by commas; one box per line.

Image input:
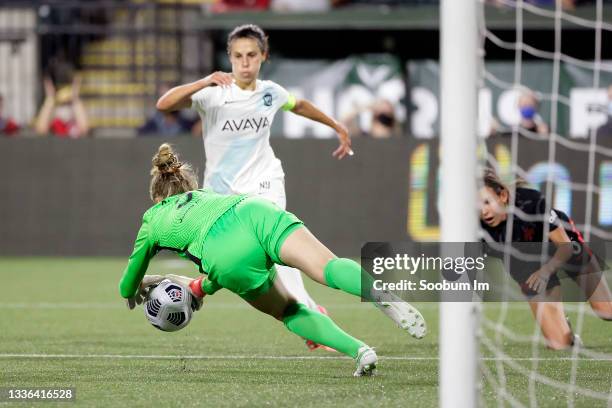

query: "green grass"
left=1, top=258, right=611, bottom=407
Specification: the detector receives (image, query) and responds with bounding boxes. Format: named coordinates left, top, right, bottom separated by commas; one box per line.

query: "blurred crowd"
left=0, top=77, right=404, bottom=139
left=208, top=0, right=438, bottom=13
left=2, top=79, right=611, bottom=139
left=209, top=0, right=610, bottom=11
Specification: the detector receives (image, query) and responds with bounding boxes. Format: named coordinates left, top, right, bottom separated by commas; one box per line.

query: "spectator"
left=489, top=89, right=548, bottom=137
left=527, top=0, right=576, bottom=10
left=342, top=98, right=402, bottom=138
left=35, top=74, right=89, bottom=138
left=0, top=94, right=20, bottom=136
left=138, top=84, right=199, bottom=137
left=517, top=89, right=549, bottom=136
left=210, top=0, right=270, bottom=13
left=597, top=84, right=612, bottom=137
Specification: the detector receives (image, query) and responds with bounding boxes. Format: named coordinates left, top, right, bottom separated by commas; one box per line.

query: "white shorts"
left=250, top=177, right=287, bottom=210
left=216, top=177, right=286, bottom=210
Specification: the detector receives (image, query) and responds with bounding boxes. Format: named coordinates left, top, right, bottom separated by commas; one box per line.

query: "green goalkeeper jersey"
left=119, top=189, right=245, bottom=298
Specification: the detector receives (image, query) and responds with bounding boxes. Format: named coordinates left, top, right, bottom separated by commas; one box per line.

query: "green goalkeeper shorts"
left=200, top=196, right=304, bottom=301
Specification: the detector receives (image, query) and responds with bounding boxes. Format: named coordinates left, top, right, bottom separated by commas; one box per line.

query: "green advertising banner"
left=256, top=54, right=407, bottom=138
left=408, top=60, right=612, bottom=139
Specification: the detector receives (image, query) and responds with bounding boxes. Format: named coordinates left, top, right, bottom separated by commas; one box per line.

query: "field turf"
left=1, top=258, right=611, bottom=407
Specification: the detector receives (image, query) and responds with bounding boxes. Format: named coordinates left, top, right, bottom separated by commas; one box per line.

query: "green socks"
left=282, top=258, right=377, bottom=358
left=282, top=303, right=365, bottom=358
left=323, top=258, right=374, bottom=300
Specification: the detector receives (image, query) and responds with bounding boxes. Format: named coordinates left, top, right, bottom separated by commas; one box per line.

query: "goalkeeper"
left=119, top=143, right=427, bottom=377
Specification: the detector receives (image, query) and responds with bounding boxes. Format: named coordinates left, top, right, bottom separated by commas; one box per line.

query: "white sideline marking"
left=0, top=353, right=611, bottom=362
left=0, top=302, right=561, bottom=310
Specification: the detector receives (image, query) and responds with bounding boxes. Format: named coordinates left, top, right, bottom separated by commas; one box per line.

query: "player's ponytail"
left=150, top=143, right=198, bottom=202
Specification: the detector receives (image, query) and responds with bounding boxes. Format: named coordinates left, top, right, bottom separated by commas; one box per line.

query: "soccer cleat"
left=566, top=316, right=583, bottom=348
left=353, top=346, right=377, bottom=377
left=373, top=290, right=427, bottom=339
left=305, top=305, right=337, bottom=352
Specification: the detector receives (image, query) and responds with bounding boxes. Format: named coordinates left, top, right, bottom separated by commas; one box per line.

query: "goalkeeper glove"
left=125, top=274, right=165, bottom=310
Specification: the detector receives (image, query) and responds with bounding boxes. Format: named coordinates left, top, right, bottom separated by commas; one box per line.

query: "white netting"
left=477, top=0, right=612, bottom=406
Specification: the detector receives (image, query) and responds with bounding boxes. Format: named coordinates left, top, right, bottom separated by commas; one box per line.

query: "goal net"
left=476, top=0, right=612, bottom=406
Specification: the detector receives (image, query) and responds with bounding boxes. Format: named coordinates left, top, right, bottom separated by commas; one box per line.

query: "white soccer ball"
left=144, top=279, right=197, bottom=332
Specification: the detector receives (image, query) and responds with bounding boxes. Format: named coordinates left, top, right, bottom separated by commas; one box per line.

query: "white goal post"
left=439, top=0, right=480, bottom=407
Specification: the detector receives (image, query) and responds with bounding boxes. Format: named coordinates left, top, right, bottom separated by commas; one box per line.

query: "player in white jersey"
left=156, top=24, right=353, bottom=351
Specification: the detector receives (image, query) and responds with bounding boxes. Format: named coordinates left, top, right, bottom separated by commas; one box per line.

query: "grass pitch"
left=1, top=257, right=611, bottom=407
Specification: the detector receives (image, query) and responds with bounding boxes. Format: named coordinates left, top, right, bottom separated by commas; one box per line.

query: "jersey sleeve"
left=119, top=215, right=156, bottom=298
left=191, top=87, right=213, bottom=115
left=271, top=81, right=296, bottom=112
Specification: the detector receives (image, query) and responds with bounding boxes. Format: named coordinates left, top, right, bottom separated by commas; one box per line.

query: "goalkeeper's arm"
left=119, top=219, right=155, bottom=299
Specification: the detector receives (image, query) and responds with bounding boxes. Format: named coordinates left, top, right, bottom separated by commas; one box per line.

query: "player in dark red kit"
left=479, top=168, right=612, bottom=350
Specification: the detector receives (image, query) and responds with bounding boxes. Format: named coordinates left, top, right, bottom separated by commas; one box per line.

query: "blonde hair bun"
left=149, top=143, right=198, bottom=202
left=151, top=143, right=181, bottom=175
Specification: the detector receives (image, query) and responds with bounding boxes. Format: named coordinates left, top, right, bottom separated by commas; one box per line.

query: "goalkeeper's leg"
left=274, top=264, right=335, bottom=351
left=247, top=275, right=376, bottom=375
left=278, top=226, right=427, bottom=339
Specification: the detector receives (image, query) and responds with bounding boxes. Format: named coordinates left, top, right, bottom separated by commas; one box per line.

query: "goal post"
left=439, top=0, right=480, bottom=407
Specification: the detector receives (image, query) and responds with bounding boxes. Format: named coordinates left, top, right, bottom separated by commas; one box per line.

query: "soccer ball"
left=144, top=279, right=198, bottom=332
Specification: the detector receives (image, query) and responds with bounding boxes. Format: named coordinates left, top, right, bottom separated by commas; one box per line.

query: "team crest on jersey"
left=222, top=117, right=270, bottom=132
left=263, top=93, right=273, bottom=107
left=521, top=226, right=535, bottom=241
